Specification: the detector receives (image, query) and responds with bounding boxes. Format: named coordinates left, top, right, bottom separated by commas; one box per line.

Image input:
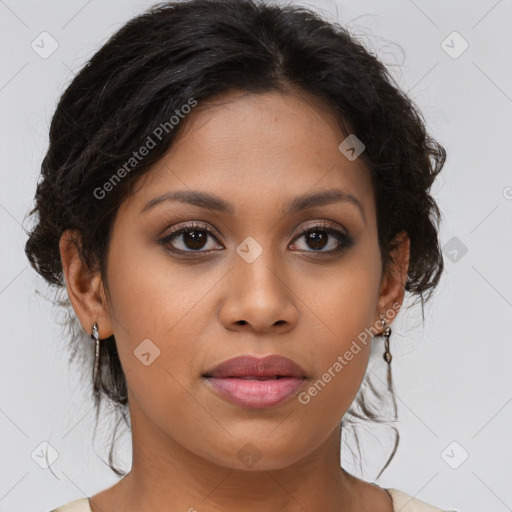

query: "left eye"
left=289, top=226, right=351, bottom=253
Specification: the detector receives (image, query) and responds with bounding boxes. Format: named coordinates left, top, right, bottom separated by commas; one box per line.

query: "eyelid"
left=162, top=220, right=223, bottom=241
left=291, top=219, right=348, bottom=241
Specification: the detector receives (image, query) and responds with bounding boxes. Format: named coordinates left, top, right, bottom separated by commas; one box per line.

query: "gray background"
left=1, top=1, right=511, bottom=511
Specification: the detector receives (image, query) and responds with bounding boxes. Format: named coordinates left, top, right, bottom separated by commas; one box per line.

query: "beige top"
left=49, top=488, right=458, bottom=511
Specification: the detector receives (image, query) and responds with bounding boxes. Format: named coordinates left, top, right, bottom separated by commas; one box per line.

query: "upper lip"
left=203, top=354, right=307, bottom=378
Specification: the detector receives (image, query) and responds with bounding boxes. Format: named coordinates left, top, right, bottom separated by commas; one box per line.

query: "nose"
left=218, top=248, right=299, bottom=334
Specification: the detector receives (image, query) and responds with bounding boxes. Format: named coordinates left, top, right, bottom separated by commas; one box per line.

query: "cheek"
left=103, top=237, right=221, bottom=387
left=287, top=297, right=375, bottom=449
left=298, top=345, right=370, bottom=427
left=103, top=248, right=214, bottom=437
left=295, top=241, right=382, bottom=338
left=291, top=247, right=382, bottom=410
left=106, top=232, right=214, bottom=336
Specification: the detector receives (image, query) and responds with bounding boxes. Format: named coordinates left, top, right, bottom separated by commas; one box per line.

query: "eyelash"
left=158, top=220, right=353, bottom=256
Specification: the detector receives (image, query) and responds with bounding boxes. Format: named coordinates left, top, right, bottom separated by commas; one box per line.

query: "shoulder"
left=387, top=488, right=460, bottom=512
left=47, top=497, right=91, bottom=512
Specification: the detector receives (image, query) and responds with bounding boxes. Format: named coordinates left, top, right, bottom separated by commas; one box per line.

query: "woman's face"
left=65, top=89, right=408, bottom=471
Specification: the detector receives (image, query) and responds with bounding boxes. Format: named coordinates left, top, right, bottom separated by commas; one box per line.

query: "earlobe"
left=59, top=229, right=113, bottom=338
left=377, top=230, right=410, bottom=321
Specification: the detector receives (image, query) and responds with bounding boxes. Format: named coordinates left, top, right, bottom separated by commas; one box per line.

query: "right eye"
left=159, top=221, right=224, bottom=253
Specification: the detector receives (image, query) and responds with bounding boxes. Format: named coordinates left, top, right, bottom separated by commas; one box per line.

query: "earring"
left=380, top=316, right=392, bottom=364
left=91, top=322, right=100, bottom=389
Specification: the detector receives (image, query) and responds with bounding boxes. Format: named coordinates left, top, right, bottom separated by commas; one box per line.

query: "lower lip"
left=204, top=377, right=306, bottom=409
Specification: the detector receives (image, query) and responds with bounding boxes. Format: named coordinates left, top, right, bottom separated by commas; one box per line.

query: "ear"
left=375, top=230, right=410, bottom=325
left=59, top=229, right=113, bottom=339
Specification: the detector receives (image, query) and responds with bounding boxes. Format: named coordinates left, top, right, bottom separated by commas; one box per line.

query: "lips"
left=202, top=355, right=307, bottom=409
left=203, top=354, right=307, bottom=379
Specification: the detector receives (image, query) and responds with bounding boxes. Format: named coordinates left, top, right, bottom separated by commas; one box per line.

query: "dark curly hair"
left=24, top=0, right=445, bottom=480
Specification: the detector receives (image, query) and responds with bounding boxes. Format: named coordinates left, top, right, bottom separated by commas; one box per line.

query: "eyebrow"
left=141, top=188, right=366, bottom=223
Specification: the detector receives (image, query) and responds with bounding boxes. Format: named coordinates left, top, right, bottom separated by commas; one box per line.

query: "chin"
left=198, top=438, right=311, bottom=472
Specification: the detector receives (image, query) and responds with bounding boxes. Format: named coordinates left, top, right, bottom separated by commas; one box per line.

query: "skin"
left=60, top=88, right=410, bottom=512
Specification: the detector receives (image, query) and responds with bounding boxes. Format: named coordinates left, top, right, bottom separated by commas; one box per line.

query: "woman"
left=25, top=0, right=457, bottom=510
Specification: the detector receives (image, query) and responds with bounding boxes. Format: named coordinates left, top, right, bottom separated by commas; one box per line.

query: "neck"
left=97, top=396, right=361, bottom=512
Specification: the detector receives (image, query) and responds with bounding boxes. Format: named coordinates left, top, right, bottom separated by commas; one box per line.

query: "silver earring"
left=91, top=322, right=100, bottom=389
left=380, top=316, right=392, bottom=364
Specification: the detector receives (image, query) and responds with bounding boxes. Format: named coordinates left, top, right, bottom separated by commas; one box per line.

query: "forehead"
left=123, top=89, right=375, bottom=221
